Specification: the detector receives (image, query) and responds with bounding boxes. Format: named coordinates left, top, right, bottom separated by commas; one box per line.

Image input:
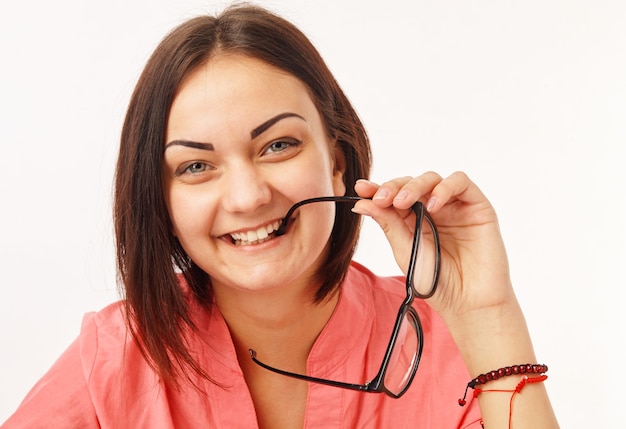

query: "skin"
left=163, top=54, right=559, bottom=428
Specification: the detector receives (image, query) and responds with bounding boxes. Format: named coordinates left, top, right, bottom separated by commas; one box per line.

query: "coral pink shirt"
left=2, top=262, right=482, bottom=428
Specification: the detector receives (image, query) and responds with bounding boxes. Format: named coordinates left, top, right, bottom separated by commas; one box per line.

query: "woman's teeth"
left=230, top=220, right=282, bottom=245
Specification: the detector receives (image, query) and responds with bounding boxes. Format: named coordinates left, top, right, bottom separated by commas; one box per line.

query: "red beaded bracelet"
left=458, top=363, right=548, bottom=406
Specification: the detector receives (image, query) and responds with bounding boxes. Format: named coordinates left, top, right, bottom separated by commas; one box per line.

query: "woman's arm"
left=353, top=171, right=559, bottom=428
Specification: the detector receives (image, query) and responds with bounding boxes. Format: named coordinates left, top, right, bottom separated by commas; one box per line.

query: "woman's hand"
left=352, top=171, right=516, bottom=330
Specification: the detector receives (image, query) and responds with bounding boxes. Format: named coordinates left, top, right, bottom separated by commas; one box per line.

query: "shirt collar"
left=191, top=262, right=375, bottom=381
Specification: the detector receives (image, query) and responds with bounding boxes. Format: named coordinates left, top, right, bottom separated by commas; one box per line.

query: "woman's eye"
left=264, top=138, right=301, bottom=155
left=178, top=162, right=211, bottom=176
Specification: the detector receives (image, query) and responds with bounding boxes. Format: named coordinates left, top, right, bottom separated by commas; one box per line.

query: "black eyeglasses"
left=249, top=196, right=441, bottom=398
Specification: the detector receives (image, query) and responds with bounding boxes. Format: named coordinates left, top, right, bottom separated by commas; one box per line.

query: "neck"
left=214, top=281, right=339, bottom=373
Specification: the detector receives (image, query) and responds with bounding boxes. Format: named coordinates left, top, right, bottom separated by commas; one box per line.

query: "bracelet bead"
left=458, top=363, right=548, bottom=406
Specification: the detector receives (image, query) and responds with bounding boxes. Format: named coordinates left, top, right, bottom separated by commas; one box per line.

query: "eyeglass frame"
left=249, top=195, right=441, bottom=398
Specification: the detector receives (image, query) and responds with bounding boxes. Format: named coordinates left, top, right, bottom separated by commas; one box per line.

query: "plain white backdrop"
left=1, top=0, right=624, bottom=427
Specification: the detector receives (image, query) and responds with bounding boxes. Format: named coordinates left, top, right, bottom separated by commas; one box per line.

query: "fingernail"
left=373, top=189, right=388, bottom=200
left=351, top=206, right=370, bottom=216
left=394, top=190, right=408, bottom=201
left=426, top=196, right=437, bottom=212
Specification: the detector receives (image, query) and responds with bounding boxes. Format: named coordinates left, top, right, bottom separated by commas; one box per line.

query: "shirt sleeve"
left=1, top=314, right=100, bottom=429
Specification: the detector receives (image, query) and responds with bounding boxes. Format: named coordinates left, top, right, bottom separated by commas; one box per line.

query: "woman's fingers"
left=355, top=171, right=481, bottom=212
left=424, top=171, right=488, bottom=212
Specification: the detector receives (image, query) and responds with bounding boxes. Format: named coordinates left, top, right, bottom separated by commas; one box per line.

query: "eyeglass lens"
left=383, top=310, right=421, bottom=395
left=412, top=214, right=438, bottom=298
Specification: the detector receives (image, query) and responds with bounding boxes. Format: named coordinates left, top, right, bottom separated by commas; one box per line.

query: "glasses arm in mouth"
left=275, top=195, right=439, bottom=298
left=274, top=196, right=364, bottom=236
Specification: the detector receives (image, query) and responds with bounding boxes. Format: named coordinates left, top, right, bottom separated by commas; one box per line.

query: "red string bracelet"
left=458, top=363, right=548, bottom=406
left=473, top=375, right=548, bottom=429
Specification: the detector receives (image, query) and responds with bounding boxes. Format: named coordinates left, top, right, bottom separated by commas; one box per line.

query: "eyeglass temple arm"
left=249, top=349, right=378, bottom=392
left=275, top=196, right=364, bottom=236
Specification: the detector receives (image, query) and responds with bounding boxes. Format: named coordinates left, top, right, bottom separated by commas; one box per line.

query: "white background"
left=1, top=1, right=624, bottom=427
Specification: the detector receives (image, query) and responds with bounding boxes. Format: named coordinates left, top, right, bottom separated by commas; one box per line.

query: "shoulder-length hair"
left=114, top=3, right=372, bottom=386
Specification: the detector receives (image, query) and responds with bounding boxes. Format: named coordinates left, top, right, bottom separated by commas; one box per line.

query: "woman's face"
left=163, top=54, right=345, bottom=296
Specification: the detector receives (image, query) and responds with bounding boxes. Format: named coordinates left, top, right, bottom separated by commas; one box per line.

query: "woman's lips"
left=228, top=220, right=282, bottom=245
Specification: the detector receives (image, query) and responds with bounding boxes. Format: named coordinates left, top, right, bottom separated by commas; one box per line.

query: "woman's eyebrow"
left=251, top=112, right=306, bottom=139
left=164, top=113, right=305, bottom=151
left=164, top=140, right=214, bottom=151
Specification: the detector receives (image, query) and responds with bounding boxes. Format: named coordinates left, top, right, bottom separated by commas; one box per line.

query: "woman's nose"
left=220, top=163, right=272, bottom=213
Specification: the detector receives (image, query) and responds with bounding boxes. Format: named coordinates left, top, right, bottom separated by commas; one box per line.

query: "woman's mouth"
left=229, top=220, right=282, bottom=246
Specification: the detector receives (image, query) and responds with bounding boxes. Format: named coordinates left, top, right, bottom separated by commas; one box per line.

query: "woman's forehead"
left=177, top=54, right=303, bottom=99
left=166, top=55, right=322, bottom=142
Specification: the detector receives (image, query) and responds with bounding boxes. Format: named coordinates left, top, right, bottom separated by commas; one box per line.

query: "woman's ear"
left=332, top=140, right=347, bottom=196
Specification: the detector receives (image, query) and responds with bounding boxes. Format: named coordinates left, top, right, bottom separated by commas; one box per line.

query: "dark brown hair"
left=114, top=3, right=372, bottom=386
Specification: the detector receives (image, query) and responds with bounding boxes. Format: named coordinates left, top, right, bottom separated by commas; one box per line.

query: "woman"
left=2, top=4, right=558, bottom=428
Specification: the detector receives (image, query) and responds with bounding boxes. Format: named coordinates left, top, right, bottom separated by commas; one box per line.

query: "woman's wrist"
left=445, top=300, right=559, bottom=428
left=444, top=297, right=538, bottom=377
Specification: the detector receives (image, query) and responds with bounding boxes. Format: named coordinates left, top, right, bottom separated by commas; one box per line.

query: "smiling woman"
left=1, top=4, right=559, bottom=429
